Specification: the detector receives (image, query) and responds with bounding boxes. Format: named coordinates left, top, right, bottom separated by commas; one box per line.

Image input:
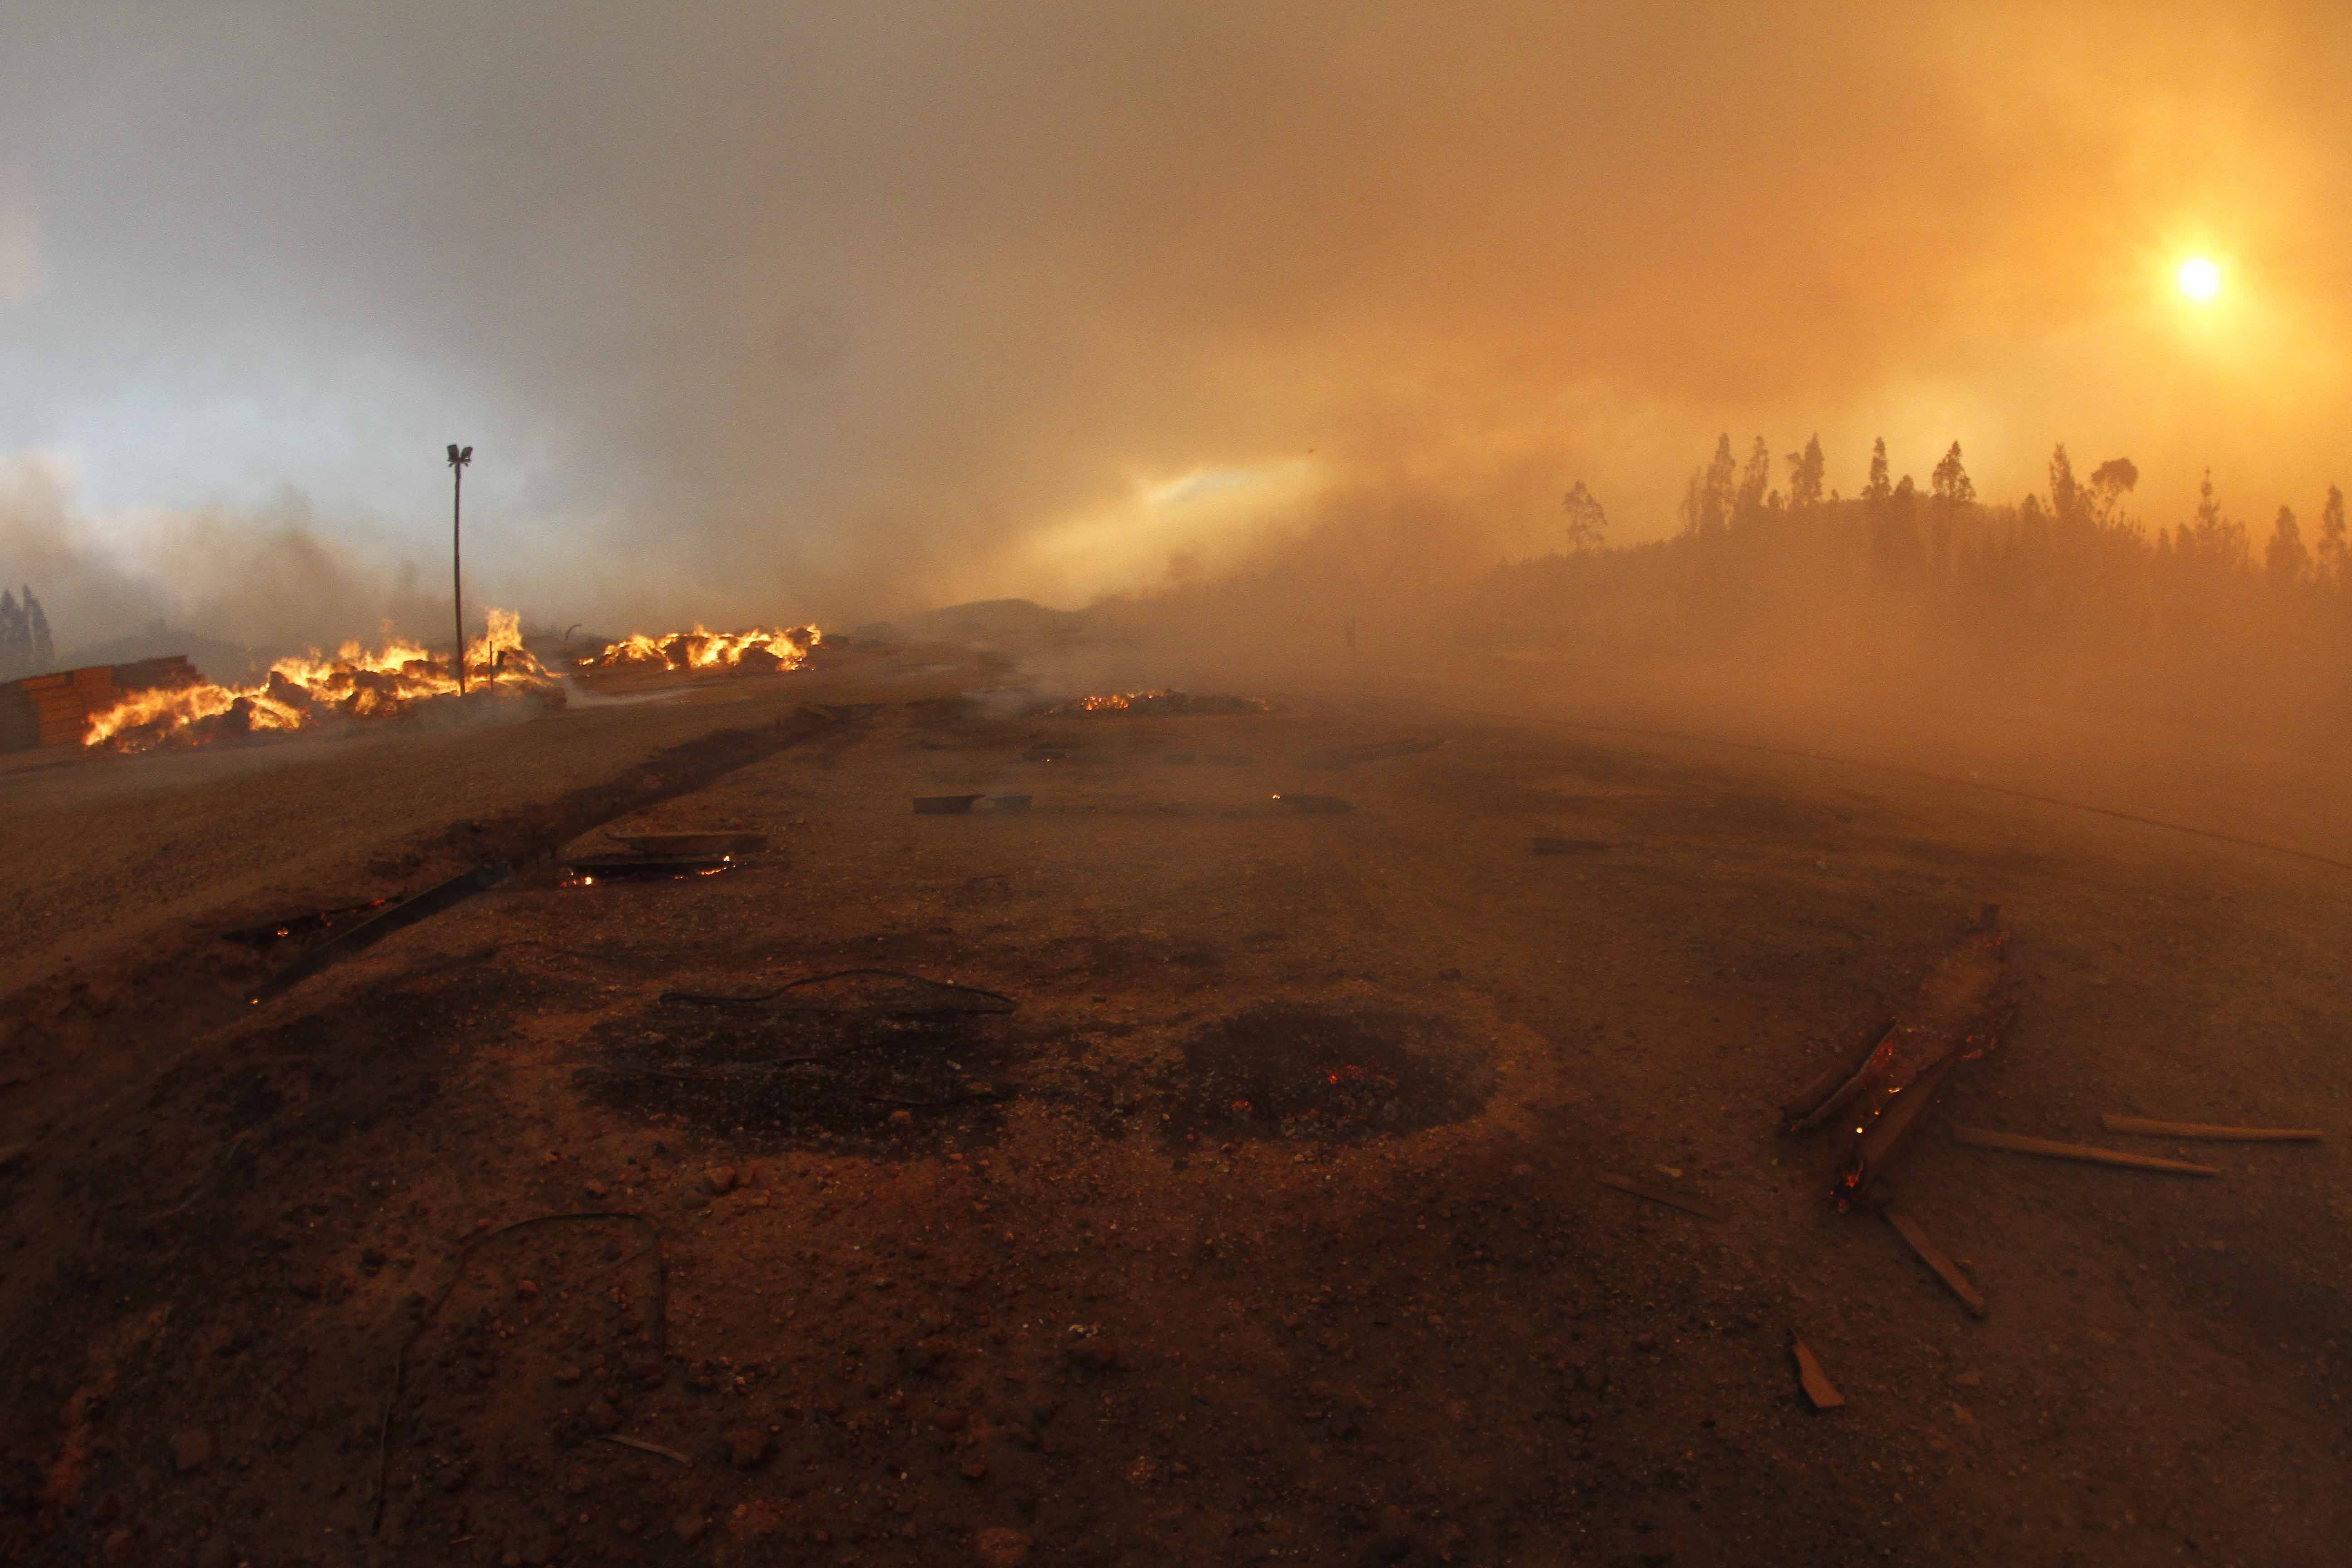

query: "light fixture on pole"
left=447, top=444, right=473, bottom=692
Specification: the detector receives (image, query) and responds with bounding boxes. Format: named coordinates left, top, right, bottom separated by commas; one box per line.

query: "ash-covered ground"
left=1, top=642, right=2346, bottom=1568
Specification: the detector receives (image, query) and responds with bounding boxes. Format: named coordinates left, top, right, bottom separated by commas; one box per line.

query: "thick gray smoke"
left=1, top=3, right=2347, bottom=644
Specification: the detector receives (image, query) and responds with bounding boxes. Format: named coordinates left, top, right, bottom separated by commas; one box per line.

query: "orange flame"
left=84, top=608, right=555, bottom=751
left=580, top=624, right=820, bottom=672
left=1050, top=690, right=1275, bottom=715
left=1069, top=690, right=1164, bottom=711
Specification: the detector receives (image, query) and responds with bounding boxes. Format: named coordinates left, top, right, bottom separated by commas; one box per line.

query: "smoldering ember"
left=3, top=9, right=2351, bottom=1568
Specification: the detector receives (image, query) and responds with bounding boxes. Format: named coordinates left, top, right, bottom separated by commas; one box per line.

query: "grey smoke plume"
left=1, top=3, right=2346, bottom=635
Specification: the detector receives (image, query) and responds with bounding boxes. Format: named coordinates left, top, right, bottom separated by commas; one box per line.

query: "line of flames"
left=578, top=624, right=821, bottom=672
left=84, top=609, right=557, bottom=752
left=82, top=614, right=829, bottom=752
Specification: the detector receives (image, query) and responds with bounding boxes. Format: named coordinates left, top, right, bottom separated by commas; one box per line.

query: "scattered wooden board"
left=603, top=1434, right=691, bottom=1465
left=1791, top=1338, right=1845, bottom=1409
left=1592, top=1172, right=1725, bottom=1223
left=1884, top=1206, right=1988, bottom=1317
left=1950, top=1125, right=2217, bottom=1175
left=2100, top=1115, right=2320, bottom=1143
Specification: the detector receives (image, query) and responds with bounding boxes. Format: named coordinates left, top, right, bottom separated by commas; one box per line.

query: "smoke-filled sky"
left=2, top=1, right=2347, bottom=649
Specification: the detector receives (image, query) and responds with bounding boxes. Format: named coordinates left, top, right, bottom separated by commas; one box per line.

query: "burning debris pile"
left=577, top=624, right=820, bottom=675
left=1050, top=689, right=1273, bottom=715
left=84, top=609, right=559, bottom=752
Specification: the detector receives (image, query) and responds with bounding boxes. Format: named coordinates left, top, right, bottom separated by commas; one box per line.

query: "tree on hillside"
left=1862, top=437, right=1893, bottom=504
left=2182, top=469, right=2251, bottom=571
left=0, top=590, right=22, bottom=678
left=1930, top=441, right=1974, bottom=507
left=1784, top=434, right=1826, bottom=509
left=25, top=588, right=49, bottom=669
left=2318, top=483, right=2346, bottom=584
left=1679, top=434, right=1739, bottom=535
left=2266, top=505, right=2309, bottom=587
left=2087, top=458, right=2138, bottom=530
left=2048, top=444, right=2086, bottom=530
left=1562, top=480, right=1608, bottom=553
left=1735, top=436, right=1773, bottom=523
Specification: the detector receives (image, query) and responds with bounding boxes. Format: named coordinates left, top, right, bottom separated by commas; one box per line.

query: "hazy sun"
left=2177, top=255, right=2222, bottom=302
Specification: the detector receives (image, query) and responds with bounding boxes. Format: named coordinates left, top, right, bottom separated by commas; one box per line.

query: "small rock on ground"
left=171, top=1431, right=212, bottom=1473
left=975, top=1525, right=1033, bottom=1566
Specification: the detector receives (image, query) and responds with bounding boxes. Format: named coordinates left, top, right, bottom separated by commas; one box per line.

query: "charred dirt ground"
left=2, top=648, right=2348, bottom=1568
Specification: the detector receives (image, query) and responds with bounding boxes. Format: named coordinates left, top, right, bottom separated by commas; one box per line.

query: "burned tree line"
left=1651, top=431, right=2345, bottom=585
left=0, top=584, right=56, bottom=680
left=1478, top=436, right=2352, bottom=732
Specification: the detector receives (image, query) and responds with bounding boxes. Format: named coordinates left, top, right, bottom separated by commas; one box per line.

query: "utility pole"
left=446, top=444, right=473, bottom=691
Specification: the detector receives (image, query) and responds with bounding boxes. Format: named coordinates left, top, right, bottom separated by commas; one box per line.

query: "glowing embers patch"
left=1156, top=1004, right=1493, bottom=1146
left=221, top=896, right=399, bottom=949
left=1047, top=690, right=1274, bottom=716
left=560, top=855, right=740, bottom=886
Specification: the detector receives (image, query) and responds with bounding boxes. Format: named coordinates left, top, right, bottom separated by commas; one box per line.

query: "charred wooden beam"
left=1884, top=1205, right=1988, bottom=1317
left=1592, top=1172, right=1725, bottom=1222
left=1782, top=1021, right=1896, bottom=1132
left=1833, top=916, right=2009, bottom=1204
left=1791, top=1338, right=1845, bottom=1409
left=2099, top=1115, right=2320, bottom=1143
left=1950, top=1125, right=2219, bottom=1176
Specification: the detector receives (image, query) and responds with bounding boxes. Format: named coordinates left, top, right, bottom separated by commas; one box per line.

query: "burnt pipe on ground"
left=1158, top=1004, right=1493, bottom=1145
left=573, top=972, right=1021, bottom=1154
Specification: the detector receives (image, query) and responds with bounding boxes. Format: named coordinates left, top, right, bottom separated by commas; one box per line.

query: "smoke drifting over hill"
left=2, top=2, right=2349, bottom=647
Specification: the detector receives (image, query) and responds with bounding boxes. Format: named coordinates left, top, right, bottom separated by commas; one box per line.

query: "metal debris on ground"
left=1592, top=1171, right=1725, bottom=1222
left=1530, top=836, right=1609, bottom=856
left=1272, top=793, right=1352, bottom=814
left=2099, top=1115, right=2322, bottom=1143
left=1950, top=1125, right=2219, bottom=1175
left=1791, top=1338, right=1846, bottom=1409
left=913, top=794, right=984, bottom=813
left=249, top=862, right=511, bottom=1004
left=1884, top=1205, right=1989, bottom=1317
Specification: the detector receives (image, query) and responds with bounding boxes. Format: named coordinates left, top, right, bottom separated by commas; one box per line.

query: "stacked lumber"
left=0, top=656, right=201, bottom=754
